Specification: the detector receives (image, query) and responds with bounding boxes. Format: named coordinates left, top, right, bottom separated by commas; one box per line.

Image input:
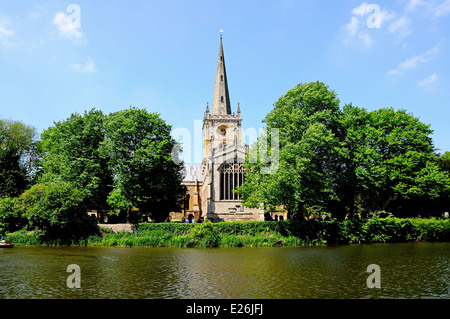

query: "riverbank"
left=5, top=217, right=450, bottom=247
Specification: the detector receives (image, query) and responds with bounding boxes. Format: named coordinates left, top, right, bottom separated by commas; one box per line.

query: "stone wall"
left=98, top=223, right=137, bottom=234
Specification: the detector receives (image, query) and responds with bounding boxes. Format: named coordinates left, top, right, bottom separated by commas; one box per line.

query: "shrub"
left=19, top=181, right=97, bottom=242
left=5, top=228, right=45, bottom=245
left=189, top=222, right=220, bottom=247
left=8, top=217, right=450, bottom=247
left=0, top=196, right=24, bottom=233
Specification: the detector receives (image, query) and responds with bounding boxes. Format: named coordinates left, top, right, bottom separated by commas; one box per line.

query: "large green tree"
left=338, top=105, right=450, bottom=217
left=437, top=152, right=450, bottom=175
left=238, top=82, right=450, bottom=219
left=0, top=119, right=37, bottom=198
left=238, top=81, right=342, bottom=216
left=39, top=109, right=113, bottom=211
left=19, top=181, right=95, bottom=240
left=38, top=107, right=185, bottom=223
left=101, top=107, right=185, bottom=222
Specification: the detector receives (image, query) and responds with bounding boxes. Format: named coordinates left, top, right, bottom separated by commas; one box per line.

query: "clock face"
left=219, top=128, right=227, bottom=136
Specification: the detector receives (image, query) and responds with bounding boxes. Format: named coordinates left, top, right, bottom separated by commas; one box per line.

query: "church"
left=170, top=34, right=265, bottom=222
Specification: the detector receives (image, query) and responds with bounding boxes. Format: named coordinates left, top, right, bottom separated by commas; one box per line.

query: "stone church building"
left=170, top=35, right=265, bottom=222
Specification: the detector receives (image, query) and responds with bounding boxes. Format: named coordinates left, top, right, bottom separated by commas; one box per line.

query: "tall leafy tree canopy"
left=437, top=151, right=450, bottom=175
left=0, top=119, right=37, bottom=198
left=101, top=108, right=185, bottom=222
left=38, top=107, right=185, bottom=222
left=237, top=82, right=450, bottom=219
left=39, top=109, right=112, bottom=211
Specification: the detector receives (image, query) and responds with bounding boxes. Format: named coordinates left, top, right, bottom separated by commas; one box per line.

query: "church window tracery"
left=220, top=163, right=246, bottom=200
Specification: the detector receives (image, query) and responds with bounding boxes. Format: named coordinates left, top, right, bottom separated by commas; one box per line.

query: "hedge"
left=6, top=217, right=450, bottom=247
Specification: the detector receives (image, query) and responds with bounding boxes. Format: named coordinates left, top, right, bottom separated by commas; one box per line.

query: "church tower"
left=200, top=33, right=263, bottom=222
left=212, top=34, right=232, bottom=115
left=202, top=33, right=242, bottom=161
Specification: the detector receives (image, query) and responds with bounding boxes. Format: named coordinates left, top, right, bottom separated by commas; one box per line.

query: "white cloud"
left=406, top=0, right=427, bottom=12
left=434, top=0, right=450, bottom=17
left=387, top=45, right=440, bottom=76
left=53, top=11, right=82, bottom=40
left=342, top=17, right=373, bottom=48
left=358, top=32, right=373, bottom=47
left=351, top=3, right=395, bottom=25
left=28, top=5, right=45, bottom=20
left=72, top=56, right=95, bottom=73
left=405, top=0, right=450, bottom=18
left=346, top=16, right=359, bottom=37
left=351, top=2, right=372, bottom=16
left=388, top=15, right=412, bottom=38
left=380, top=9, right=396, bottom=25
left=341, top=3, right=396, bottom=48
left=387, top=55, right=427, bottom=75
left=417, top=73, right=438, bottom=87
left=0, top=16, right=15, bottom=48
left=28, top=12, right=40, bottom=19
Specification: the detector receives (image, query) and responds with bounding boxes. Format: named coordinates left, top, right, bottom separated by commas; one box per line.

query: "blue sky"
left=0, top=0, right=449, bottom=164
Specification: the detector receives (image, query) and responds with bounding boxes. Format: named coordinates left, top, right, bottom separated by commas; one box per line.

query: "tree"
left=238, top=82, right=450, bottom=219
left=101, top=107, right=185, bottom=222
left=437, top=151, right=450, bottom=175
left=0, top=196, right=23, bottom=233
left=0, top=119, right=37, bottom=197
left=238, top=81, right=342, bottom=217
left=19, top=181, right=95, bottom=240
left=37, top=107, right=186, bottom=224
left=38, top=109, right=113, bottom=211
left=338, top=106, right=450, bottom=217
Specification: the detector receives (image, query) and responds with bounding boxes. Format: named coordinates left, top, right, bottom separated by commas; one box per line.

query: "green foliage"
left=347, top=107, right=449, bottom=215
left=101, top=107, right=185, bottom=222
left=188, top=221, right=220, bottom=247
left=5, top=228, right=44, bottom=245
left=437, top=151, right=450, bottom=174
left=251, top=81, right=341, bottom=216
left=237, top=82, right=450, bottom=219
left=10, top=218, right=449, bottom=247
left=18, top=181, right=96, bottom=241
left=34, top=107, right=186, bottom=228
left=0, top=196, right=24, bottom=232
left=39, top=109, right=113, bottom=211
left=0, top=119, right=38, bottom=197
left=136, top=222, right=194, bottom=235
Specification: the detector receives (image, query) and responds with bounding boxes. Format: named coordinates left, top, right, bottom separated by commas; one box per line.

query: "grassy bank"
left=6, top=217, right=450, bottom=247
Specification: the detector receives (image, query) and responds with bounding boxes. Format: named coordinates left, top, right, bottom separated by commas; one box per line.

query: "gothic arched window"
left=185, top=194, right=190, bottom=212
left=220, top=163, right=246, bottom=200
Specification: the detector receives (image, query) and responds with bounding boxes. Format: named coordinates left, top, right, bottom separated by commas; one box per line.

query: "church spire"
left=212, top=32, right=231, bottom=115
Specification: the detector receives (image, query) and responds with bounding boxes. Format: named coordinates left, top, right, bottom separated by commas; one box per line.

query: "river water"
left=0, top=242, right=448, bottom=299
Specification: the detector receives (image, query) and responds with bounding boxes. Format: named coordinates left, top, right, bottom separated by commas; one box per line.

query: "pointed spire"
left=212, top=32, right=231, bottom=115
left=237, top=103, right=241, bottom=117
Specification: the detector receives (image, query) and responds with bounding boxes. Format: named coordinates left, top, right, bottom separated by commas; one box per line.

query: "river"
left=0, top=242, right=448, bottom=299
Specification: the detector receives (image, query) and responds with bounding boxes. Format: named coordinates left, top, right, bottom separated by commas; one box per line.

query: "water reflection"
left=0, top=243, right=448, bottom=299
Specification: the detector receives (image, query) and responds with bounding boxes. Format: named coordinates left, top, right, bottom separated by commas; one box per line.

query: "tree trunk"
left=126, top=206, right=131, bottom=223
